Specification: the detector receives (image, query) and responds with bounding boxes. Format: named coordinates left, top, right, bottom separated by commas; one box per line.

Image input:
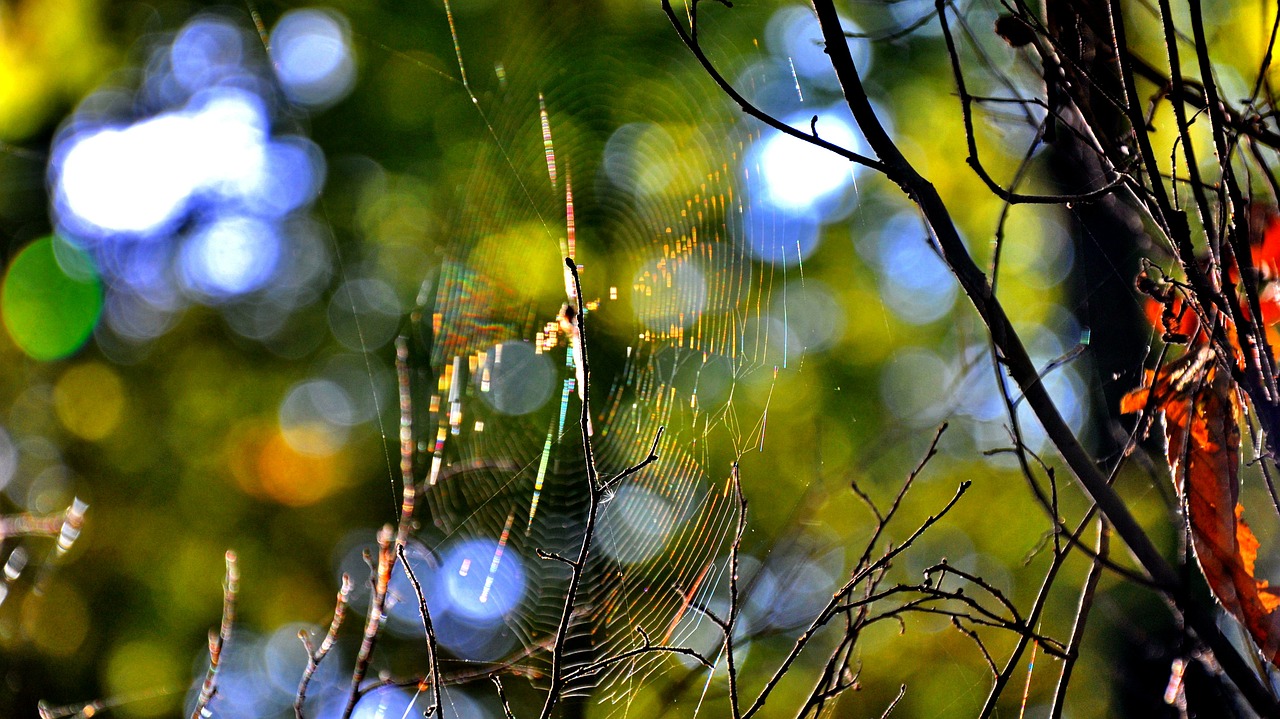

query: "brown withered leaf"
left=1121, top=347, right=1280, bottom=665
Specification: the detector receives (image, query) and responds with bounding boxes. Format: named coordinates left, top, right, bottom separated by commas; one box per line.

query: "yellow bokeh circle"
left=54, top=362, right=124, bottom=440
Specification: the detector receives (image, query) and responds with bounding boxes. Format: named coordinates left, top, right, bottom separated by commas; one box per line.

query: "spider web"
left=401, top=8, right=805, bottom=711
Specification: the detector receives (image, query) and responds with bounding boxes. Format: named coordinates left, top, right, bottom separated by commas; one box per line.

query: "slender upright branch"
left=1049, top=520, right=1110, bottom=719
left=340, top=336, right=424, bottom=719
left=192, top=550, right=239, bottom=719
left=725, top=463, right=747, bottom=719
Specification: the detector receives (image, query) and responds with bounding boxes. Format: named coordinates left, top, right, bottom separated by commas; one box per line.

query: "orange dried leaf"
left=1121, top=348, right=1280, bottom=665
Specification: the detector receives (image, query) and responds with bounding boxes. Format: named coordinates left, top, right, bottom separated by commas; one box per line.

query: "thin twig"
left=398, top=544, right=444, bottom=717
left=341, top=338, right=424, bottom=719
left=726, top=462, right=747, bottom=719
left=561, top=625, right=715, bottom=682
left=39, top=687, right=181, bottom=719
left=879, top=684, right=907, bottom=719
left=191, top=550, right=239, bottom=719
left=1049, top=519, right=1109, bottom=719
left=742, top=480, right=970, bottom=719
left=295, top=574, right=352, bottom=719
left=341, top=526, right=395, bottom=719
left=854, top=423, right=948, bottom=573
left=951, top=617, right=999, bottom=676
left=492, top=677, right=517, bottom=719
left=660, top=0, right=886, bottom=174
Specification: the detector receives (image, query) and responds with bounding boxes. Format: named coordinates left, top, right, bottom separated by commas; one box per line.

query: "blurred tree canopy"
left=2, top=0, right=1280, bottom=717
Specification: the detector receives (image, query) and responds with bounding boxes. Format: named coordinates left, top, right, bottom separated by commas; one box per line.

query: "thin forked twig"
left=742, top=480, right=970, bottom=719
left=538, top=257, right=667, bottom=719
left=854, top=423, right=948, bottom=572
left=561, top=625, right=714, bottom=682
left=341, top=526, right=395, bottom=719
left=295, top=575, right=353, bottom=719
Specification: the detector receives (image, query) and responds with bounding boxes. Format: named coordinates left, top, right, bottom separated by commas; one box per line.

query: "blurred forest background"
left=0, top=0, right=1276, bottom=716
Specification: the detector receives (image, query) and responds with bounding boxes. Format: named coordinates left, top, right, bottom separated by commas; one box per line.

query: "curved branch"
left=660, top=0, right=887, bottom=174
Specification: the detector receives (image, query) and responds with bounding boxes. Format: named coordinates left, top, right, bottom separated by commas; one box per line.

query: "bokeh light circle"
left=769, top=280, right=845, bottom=359
left=271, top=9, right=357, bottom=108
left=742, top=108, right=869, bottom=265
left=480, top=341, right=555, bottom=416
left=179, top=216, right=282, bottom=300
left=881, top=346, right=957, bottom=427
left=54, top=363, right=125, bottom=440
left=632, top=258, right=708, bottom=332
left=1, top=237, right=103, bottom=361
left=278, top=378, right=355, bottom=456
left=440, top=537, right=526, bottom=622
left=328, top=277, right=402, bottom=352
left=756, top=110, right=865, bottom=211
left=603, top=123, right=680, bottom=196
left=171, top=18, right=246, bottom=92
left=765, top=6, right=871, bottom=91
left=599, top=484, right=678, bottom=564
left=864, top=212, right=958, bottom=324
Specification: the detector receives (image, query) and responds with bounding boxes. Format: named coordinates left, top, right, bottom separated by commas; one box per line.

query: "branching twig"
left=561, top=625, right=715, bottom=682
left=295, top=574, right=352, bottom=719
left=853, top=423, right=948, bottom=573
left=341, top=526, right=395, bottom=719
left=937, top=0, right=1126, bottom=205
left=742, top=479, right=970, bottom=719
left=660, top=0, right=886, bottom=174
left=538, top=257, right=667, bottom=719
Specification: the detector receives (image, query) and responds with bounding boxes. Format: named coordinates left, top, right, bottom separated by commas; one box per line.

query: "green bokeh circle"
left=2, top=236, right=103, bottom=361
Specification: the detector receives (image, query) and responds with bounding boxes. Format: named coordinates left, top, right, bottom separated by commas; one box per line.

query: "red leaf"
left=1122, top=347, right=1280, bottom=664
left=1251, top=206, right=1280, bottom=281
